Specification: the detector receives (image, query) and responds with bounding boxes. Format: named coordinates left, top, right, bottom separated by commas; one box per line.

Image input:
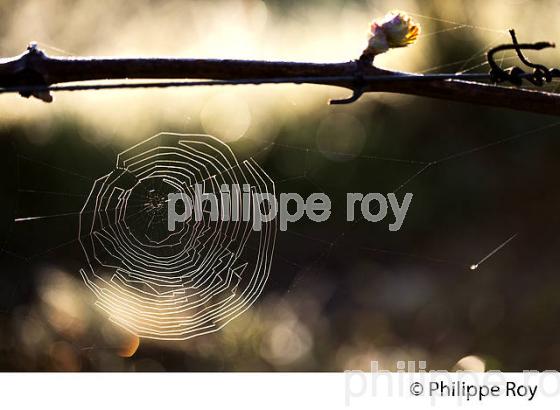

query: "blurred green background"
left=2, top=0, right=560, bottom=371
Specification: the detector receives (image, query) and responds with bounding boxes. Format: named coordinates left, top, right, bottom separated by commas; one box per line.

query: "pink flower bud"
left=364, top=11, right=420, bottom=57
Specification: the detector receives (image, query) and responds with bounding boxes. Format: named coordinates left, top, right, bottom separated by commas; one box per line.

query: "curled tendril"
left=488, top=30, right=556, bottom=86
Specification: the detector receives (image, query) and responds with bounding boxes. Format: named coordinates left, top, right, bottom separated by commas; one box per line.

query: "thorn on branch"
left=329, top=85, right=365, bottom=105
left=329, top=59, right=367, bottom=105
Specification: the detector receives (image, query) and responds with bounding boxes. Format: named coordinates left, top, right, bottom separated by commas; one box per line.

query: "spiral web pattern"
left=78, top=133, right=276, bottom=340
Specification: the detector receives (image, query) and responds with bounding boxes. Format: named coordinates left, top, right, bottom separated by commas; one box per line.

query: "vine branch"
left=1, top=38, right=560, bottom=116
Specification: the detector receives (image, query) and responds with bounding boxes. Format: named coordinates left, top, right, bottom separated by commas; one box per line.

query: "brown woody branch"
left=1, top=44, right=560, bottom=116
